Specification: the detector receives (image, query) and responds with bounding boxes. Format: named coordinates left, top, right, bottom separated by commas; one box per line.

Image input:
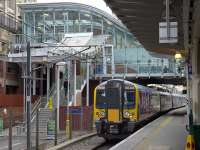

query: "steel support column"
left=102, top=45, right=106, bottom=75
left=86, top=55, right=90, bottom=106
left=111, top=45, right=115, bottom=78
left=32, top=64, right=36, bottom=96
left=74, top=60, right=77, bottom=106
left=47, top=64, right=50, bottom=103
left=40, top=68, right=43, bottom=96
left=191, top=37, right=200, bottom=149
left=56, top=64, right=60, bottom=132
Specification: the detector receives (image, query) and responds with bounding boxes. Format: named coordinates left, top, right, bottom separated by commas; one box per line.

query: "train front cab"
left=93, top=80, right=138, bottom=139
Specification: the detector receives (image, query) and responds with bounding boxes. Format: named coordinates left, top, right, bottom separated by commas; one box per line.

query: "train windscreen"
left=96, top=89, right=106, bottom=109
left=96, top=88, right=120, bottom=109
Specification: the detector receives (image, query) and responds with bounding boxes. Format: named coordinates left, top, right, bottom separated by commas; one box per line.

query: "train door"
left=105, top=81, right=122, bottom=122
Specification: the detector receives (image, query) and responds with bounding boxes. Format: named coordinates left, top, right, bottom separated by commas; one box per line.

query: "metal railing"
left=94, top=62, right=185, bottom=78
left=31, top=97, right=42, bottom=122
left=0, top=10, right=21, bottom=33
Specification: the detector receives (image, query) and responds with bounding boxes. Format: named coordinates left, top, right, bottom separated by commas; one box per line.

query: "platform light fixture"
left=43, top=13, right=49, bottom=17
left=3, top=108, right=7, bottom=115
left=175, top=52, right=182, bottom=60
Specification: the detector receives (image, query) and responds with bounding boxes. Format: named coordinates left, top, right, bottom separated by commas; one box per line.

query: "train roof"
left=171, top=93, right=187, bottom=98
left=96, top=79, right=134, bottom=89
left=95, top=79, right=185, bottom=98
left=96, top=79, right=156, bottom=92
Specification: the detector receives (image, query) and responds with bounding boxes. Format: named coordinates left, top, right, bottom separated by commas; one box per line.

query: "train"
left=93, top=79, right=186, bottom=140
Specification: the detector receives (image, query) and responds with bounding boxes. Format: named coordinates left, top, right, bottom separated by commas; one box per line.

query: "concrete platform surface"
left=110, top=107, right=187, bottom=150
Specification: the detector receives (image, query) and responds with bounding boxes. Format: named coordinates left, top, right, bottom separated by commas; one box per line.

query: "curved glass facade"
left=20, top=2, right=178, bottom=75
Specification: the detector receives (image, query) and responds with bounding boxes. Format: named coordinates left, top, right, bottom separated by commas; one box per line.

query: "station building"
left=18, top=2, right=177, bottom=76
left=0, top=0, right=22, bottom=95
left=0, top=2, right=181, bottom=107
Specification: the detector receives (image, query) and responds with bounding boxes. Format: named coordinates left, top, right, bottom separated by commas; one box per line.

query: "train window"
left=124, top=90, right=135, bottom=109
left=96, top=88, right=120, bottom=109
left=96, top=90, right=106, bottom=109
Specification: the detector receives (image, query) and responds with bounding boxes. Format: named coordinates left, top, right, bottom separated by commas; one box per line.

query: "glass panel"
left=103, top=19, right=113, bottom=44
left=68, top=11, right=79, bottom=33
left=124, top=90, right=135, bottom=108
left=55, top=26, right=64, bottom=33
left=92, top=14, right=102, bottom=35
left=35, top=12, right=44, bottom=41
left=25, top=12, right=34, bottom=35
left=35, top=12, right=43, bottom=29
left=80, top=12, right=91, bottom=32
left=105, top=88, right=120, bottom=108
left=96, top=89, right=106, bottom=109
left=55, top=11, right=64, bottom=25
left=44, top=12, right=54, bottom=42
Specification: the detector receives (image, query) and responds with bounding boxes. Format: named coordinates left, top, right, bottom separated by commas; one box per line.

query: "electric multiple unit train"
left=93, top=79, right=186, bottom=139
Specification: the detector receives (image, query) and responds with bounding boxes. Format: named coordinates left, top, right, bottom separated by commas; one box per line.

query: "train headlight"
left=124, top=111, right=130, bottom=117
left=100, top=111, right=105, bottom=117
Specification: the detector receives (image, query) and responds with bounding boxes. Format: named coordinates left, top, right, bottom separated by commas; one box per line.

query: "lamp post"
left=55, top=62, right=67, bottom=132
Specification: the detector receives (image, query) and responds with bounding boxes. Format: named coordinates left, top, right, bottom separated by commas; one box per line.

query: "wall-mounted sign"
left=47, top=120, right=55, bottom=139
left=159, top=22, right=178, bottom=43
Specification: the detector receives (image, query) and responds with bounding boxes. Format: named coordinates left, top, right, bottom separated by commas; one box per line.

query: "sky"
left=37, top=0, right=113, bottom=16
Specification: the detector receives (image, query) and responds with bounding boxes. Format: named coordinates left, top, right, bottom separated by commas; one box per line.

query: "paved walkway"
left=111, top=107, right=187, bottom=150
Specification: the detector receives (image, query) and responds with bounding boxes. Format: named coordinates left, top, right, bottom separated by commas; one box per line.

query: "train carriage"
left=93, top=79, right=185, bottom=139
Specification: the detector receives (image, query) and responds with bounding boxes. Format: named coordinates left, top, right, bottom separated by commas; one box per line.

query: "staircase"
left=30, top=95, right=53, bottom=138
left=31, top=108, right=52, bottom=138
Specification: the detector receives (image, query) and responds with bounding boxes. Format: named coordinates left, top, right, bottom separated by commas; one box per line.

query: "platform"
left=110, top=107, right=187, bottom=150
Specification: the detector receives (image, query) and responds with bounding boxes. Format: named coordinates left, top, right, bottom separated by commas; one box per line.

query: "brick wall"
left=0, top=107, right=23, bottom=128
left=0, top=94, right=39, bottom=107
left=59, top=106, right=93, bottom=131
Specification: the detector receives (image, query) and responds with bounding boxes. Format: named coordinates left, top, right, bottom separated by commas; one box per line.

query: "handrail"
left=31, top=97, right=41, bottom=121
left=48, top=83, right=56, bottom=98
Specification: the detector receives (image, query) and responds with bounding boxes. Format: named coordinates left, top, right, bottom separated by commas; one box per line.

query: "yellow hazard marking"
left=48, top=97, right=53, bottom=111
left=185, top=134, right=195, bottom=150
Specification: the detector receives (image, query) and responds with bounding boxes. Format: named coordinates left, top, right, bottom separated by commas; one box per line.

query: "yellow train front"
left=93, top=79, right=139, bottom=139
left=93, top=79, right=185, bottom=139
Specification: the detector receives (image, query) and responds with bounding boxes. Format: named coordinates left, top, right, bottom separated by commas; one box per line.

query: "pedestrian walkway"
left=110, top=107, right=187, bottom=150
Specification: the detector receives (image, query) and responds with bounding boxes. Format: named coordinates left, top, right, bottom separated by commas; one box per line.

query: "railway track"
left=52, top=133, right=120, bottom=150
left=62, top=134, right=105, bottom=150
left=92, top=140, right=120, bottom=150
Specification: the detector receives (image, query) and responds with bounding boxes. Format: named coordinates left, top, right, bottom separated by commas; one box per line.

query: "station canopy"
left=105, top=0, right=184, bottom=55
